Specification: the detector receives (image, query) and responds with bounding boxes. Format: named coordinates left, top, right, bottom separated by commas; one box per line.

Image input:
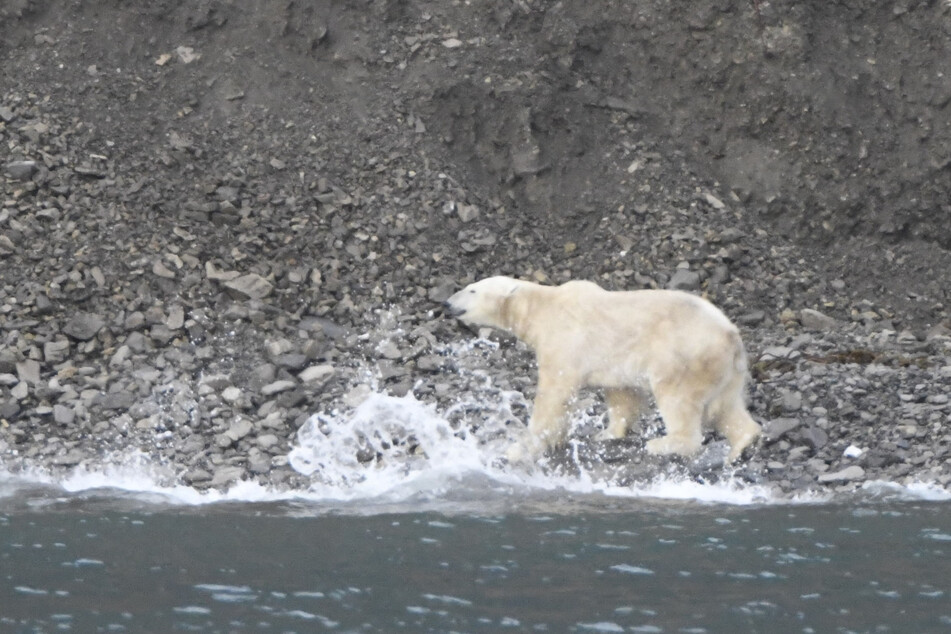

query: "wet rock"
left=209, top=466, right=246, bottom=488
left=817, top=465, right=865, bottom=483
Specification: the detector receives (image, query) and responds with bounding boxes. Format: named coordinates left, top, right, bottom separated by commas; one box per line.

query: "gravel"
left=0, top=0, right=949, bottom=498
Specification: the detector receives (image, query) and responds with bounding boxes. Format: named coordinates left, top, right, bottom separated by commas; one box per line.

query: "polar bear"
left=444, top=276, right=760, bottom=464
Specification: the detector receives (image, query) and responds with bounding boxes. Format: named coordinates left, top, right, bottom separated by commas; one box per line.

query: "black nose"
left=443, top=301, right=463, bottom=317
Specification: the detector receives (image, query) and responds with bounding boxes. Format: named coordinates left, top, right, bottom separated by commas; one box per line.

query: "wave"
left=1, top=335, right=948, bottom=513
left=1, top=387, right=948, bottom=513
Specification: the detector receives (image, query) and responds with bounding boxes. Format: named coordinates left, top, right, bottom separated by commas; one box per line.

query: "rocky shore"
left=1, top=0, right=950, bottom=498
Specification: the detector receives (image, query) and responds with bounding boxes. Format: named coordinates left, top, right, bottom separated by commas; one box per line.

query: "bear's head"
left=444, top=276, right=526, bottom=331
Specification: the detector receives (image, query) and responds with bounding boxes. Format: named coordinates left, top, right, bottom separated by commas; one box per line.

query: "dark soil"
left=1, top=0, right=950, bottom=496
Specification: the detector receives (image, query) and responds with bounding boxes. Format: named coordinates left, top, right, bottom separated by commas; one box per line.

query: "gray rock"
left=763, top=417, right=802, bottom=442
left=63, top=312, right=105, bottom=341
left=152, top=261, right=177, bottom=279
left=666, top=268, right=701, bottom=292
left=221, top=386, right=244, bottom=404
left=256, top=434, right=280, bottom=450
left=800, top=426, right=829, bottom=450
left=817, top=465, right=865, bottom=483
left=44, top=339, right=70, bottom=363
left=5, top=160, right=38, bottom=181
left=183, top=469, right=213, bottom=484
left=780, top=389, right=802, bottom=412
left=11, top=382, right=29, bottom=400
left=50, top=449, right=85, bottom=466
left=167, top=305, right=185, bottom=330
left=224, top=274, right=273, bottom=299
left=800, top=308, right=837, bottom=330
left=16, top=360, right=41, bottom=385
left=275, top=354, right=308, bottom=370
left=210, top=466, right=246, bottom=488
left=53, top=404, right=76, bottom=425
left=97, top=392, right=135, bottom=411
left=261, top=379, right=297, bottom=396
left=224, top=418, right=253, bottom=442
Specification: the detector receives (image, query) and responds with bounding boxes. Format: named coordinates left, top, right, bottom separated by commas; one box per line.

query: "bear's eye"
left=468, top=289, right=476, bottom=294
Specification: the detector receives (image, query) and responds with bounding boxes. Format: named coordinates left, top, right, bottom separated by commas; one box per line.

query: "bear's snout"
left=443, top=300, right=464, bottom=318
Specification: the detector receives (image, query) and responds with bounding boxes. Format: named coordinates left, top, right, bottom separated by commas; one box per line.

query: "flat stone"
left=53, top=404, right=76, bottom=425
left=817, top=465, right=865, bottom=483
left=299, top=364, right=334, bottom=384
left=167, top=305, right=185, bottom=330
left=16, top=359, right=41, bottom=385
left=210, top=466, right=246, bottom=488
left=50, top=450, right=85, bottom=466
left=183, top=469, right=212, bottom=484
left=152, top=261, right=176, bottom=279
left=224, top=274, right=273, bottom=300
left=97, top=391, right=135, bottom=410
left=800, top=426, right=829, bottom=450
left=63, top=312, right=105, bottom=341
left=44, top=339, right=70, bottom=363
left=256, top=434, right=280, bottom=450
left=763, top=417, right=801, bottom=442
left=261, top=379, right=297, bottom=396
left=221, top=386, right=244, bottom=403
left=5, top=160, right=38, bottom=181
left=667, top=268, right=701, bottom=292
left=800, top=308, right=837, bottom=330
left=11, top=382, right=29, bottom=400
left=205, top=262, right=241, bottom=281
left=274, top=353, right=308, bottom=370
left=224, top=418, right=253, bottom=442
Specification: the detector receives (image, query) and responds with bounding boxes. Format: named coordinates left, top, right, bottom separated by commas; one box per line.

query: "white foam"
left=1, top=334, right=949, bottom=511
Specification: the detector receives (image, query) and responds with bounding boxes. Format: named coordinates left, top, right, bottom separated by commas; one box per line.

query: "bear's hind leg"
left=599, top=388, right=647, bottom=440
left=645, top=382, right=704, bottom=457
left=715, top=398, right=761, bottom=463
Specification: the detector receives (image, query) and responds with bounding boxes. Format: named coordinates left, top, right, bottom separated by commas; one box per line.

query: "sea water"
left=2, top=338, right=950, bottom=632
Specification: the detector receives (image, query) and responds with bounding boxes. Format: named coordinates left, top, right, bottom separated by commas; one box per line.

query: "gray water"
left=2, top=486, right=950, bottom=634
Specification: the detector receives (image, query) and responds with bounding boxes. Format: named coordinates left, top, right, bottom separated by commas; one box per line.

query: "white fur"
left=445, top=276, right=760, bottom=464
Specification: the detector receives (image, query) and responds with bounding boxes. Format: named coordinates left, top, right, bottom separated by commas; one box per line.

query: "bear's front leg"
left=506, top=367, right=576, bottom=464
left=598, top=388, right=648, bottom=441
